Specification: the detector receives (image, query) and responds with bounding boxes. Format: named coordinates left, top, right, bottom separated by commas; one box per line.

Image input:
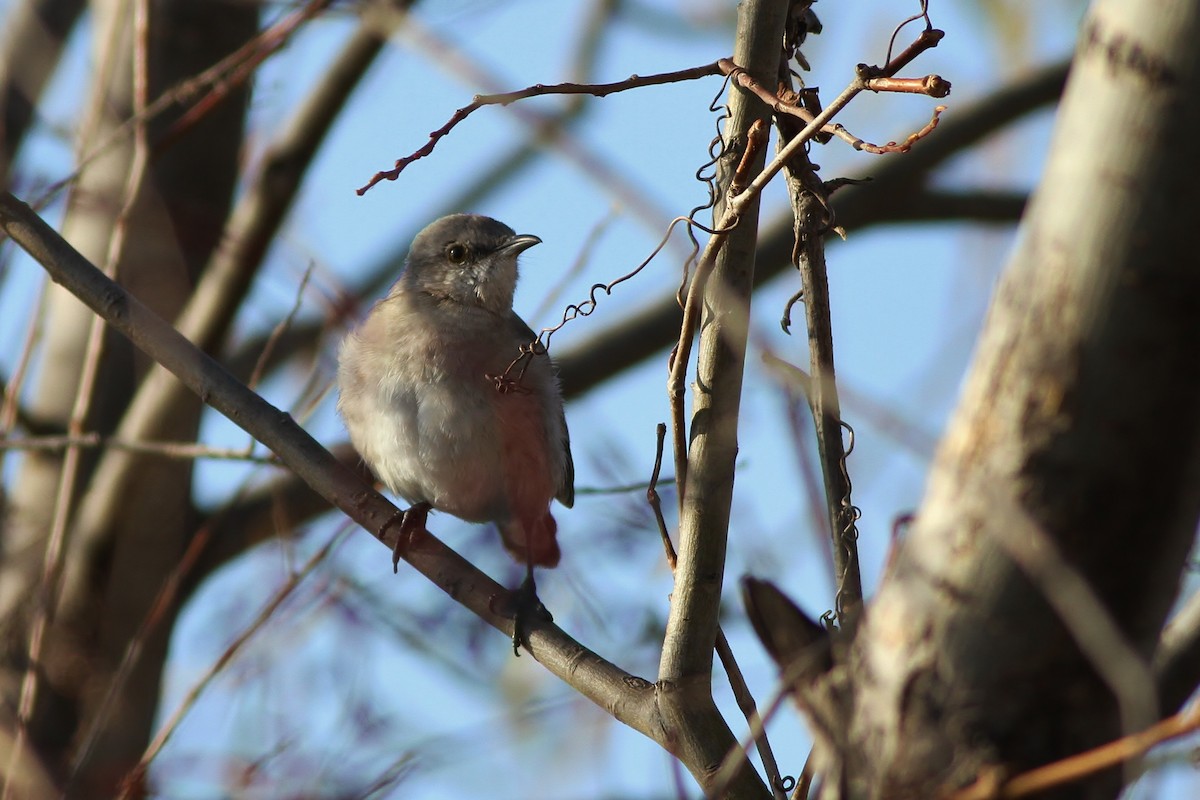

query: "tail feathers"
left=500, top=513, right=560, bottom=568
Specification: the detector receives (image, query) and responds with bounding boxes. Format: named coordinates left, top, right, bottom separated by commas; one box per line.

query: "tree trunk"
left=807, top=0, right=1200, bottom=796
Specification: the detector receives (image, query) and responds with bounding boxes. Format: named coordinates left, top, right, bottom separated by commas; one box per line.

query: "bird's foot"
left=382, top=502, right=431, bottom=573
left=510, top=571, right=553, bottom=657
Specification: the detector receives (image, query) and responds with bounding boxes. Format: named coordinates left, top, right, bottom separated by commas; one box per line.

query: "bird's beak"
left=499, top=234, right=542, bottom=256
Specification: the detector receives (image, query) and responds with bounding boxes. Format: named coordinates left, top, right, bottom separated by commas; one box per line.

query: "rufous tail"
left=500, top=512, right=560, bottom=568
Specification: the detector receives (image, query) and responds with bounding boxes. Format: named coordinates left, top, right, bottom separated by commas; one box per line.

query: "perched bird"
left=337, top=214, right=574, bottom=653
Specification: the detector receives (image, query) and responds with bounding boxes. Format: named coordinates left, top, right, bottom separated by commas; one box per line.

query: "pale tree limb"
left=654, top=2, right=786, bottom=797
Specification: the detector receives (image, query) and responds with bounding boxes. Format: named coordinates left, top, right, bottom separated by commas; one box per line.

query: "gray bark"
left=802, top=1, right=1200, bottom=796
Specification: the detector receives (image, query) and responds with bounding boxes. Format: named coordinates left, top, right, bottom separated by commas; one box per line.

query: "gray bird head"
left=399, top=214, right=541, bottom=315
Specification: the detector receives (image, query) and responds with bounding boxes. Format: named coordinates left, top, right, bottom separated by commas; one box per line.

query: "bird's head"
left=400, top=214, right=541, bottom=316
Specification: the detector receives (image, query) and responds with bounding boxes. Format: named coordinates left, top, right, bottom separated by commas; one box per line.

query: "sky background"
left=5, top=0, right=1195, bottom=797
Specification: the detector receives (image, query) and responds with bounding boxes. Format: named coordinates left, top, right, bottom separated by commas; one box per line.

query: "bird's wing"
left=509, top=314, right=575, bottom=508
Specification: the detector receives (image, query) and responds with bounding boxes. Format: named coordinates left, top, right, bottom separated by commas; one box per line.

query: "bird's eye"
left=445, top=243, right=468, bottom=264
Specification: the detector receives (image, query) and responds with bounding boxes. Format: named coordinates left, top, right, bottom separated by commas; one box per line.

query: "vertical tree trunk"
left=820, top=0, right=1200, bottom=796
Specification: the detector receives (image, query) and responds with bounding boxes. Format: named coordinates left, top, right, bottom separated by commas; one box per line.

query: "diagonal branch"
left=0, top=191, right=768, bottom=797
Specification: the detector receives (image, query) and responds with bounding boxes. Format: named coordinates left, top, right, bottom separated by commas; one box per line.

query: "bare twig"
left=647, top=423, right=676, bottom=569
left=0, top=434, right=276, bottom=463
left=356, top=62, right=724, bottom=194
left=0, top=275, right=47, bottom=454
left=706, top=688, right=795, bottom=800
left=666, top=123, right=766, bottom=512
left=881, top=23, right=942, bottom=77
left=865, top=74, right=951, bottom=96
left=248, top=263, right=315, bottom=390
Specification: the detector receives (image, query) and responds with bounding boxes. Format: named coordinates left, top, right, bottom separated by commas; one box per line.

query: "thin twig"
left=575, top=476, right=676, bottom=497
left=792, top=748, right=816, bottom=800
left=0, top=276, right=48, bottom=453
left=666, top=121, right=768, bottom=511
left=248, top=263, right=315, bottom=390
left=948, top=701, right=1200, bottom=800
left=705, top=688, right=794, bottom=800
left=865, top=74, right=951, bottom=96
left=647, top=423, right=676, bottom=569
left=880, top=25, right=942, bottom=77
left=398, top=16, right=683, bottom=236
left=829, top=105, right=947, bottom=154
left=0, top=434, right=277, bottom=463
left=356, top=61, right=724, bottom=194
left=772, top=59, right=876, bottom=628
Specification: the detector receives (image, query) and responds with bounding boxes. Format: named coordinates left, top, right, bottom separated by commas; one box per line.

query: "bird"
left=336, top=213, right=574, bottom=654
